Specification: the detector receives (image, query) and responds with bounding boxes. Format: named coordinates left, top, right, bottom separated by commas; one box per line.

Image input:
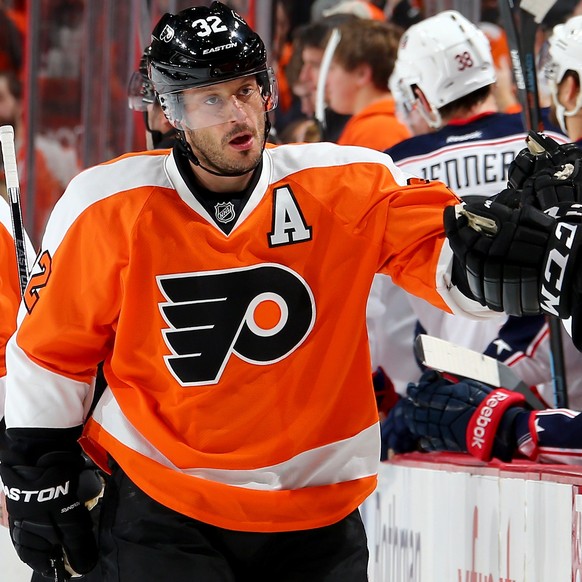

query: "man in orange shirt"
left=325, top=18, right=410, bottom=150
left=0, top=3, right=573, bottom=581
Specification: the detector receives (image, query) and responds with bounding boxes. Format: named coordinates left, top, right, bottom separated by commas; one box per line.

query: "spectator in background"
left=287, top=15, right=356, bottom=142
left=270, top=1, right=314, bottom=138
left=325, top=18, right=410, bottom=149
left=0, top=71, right=63, bottom=245
left=0, top=5, right=23, bottom=75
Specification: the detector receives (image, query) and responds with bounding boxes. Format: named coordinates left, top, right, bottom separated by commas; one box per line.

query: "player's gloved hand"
left=0, top=450, right=98, bottom=578
left=507, top=131, right=582, bottom=190
left=524, top=160, right=582, bottom=211
left=380, top=397, right=418, bottom=460
left=444, top=200, right=556, bottom=316
left=400, top=370, right=530, bottom=462
left=445, top=200, right=582, bottom=325
left=372, top=366, right=399, bottom=420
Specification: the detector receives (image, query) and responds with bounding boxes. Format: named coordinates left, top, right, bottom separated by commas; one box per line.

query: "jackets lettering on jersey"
left=7, top=143, right=477, bottom=532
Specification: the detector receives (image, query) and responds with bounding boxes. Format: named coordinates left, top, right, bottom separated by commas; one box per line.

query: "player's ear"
left=560, top=72, right=581, bottom=110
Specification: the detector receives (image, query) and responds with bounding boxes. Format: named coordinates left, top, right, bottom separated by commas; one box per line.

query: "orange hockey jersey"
left=4, top=143, right=493, bottom=531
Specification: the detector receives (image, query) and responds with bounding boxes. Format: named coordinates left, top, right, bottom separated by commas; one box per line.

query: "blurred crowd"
left=267, top=0, right=582, bottom=147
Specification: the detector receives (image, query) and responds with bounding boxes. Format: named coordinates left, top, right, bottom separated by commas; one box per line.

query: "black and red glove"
left=396, top=370, right=532, bottom=462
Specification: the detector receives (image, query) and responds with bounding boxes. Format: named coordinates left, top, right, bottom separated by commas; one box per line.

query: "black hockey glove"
left=444, top=200, right=556, bottom=316
left=507, top=131, right=582, bottom=190
left=399, top=370, right=530, bottom=462
left=519, top=161, right=582, bottom=211
left=0, top=451, right=98, bottom=578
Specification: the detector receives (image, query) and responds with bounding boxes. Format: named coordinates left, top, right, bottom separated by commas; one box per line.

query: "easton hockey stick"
left=415, top=334, right=544, bottom=410
left=498, top=0, right=568, bottom=408
left=0, top=125, right=29, bottom=297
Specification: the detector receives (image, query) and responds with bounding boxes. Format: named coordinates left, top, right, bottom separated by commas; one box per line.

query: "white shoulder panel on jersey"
left=267, top=143, right=414, bottom=188
left=41, top=151, right=172, bottom=255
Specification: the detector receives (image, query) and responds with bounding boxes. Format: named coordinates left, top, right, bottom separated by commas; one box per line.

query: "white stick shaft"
left=0, top=124, right=29, bottom=297
left=315, top=28, right=341, bottom=128
left=0, top=125, right=20, bottom=191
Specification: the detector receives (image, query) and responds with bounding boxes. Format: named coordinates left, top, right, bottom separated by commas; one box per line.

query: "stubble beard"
left=186, top=117, right=265, bottom=177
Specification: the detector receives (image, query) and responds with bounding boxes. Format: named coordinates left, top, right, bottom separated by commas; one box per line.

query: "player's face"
left=183, top=77, right=267, bottom=178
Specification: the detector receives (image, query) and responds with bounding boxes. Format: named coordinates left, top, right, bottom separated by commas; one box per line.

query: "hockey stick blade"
left=415, top=334, right=544, bottom=410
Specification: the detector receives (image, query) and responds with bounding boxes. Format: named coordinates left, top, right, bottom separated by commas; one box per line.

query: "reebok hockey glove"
left=0, top=450, right=98, bottom=578
left=400, top=370, right=530, bottom=462
left=380, top=398, right=418, bottom=460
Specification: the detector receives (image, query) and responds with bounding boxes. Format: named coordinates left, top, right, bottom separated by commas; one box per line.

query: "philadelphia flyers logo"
left=157, top=264, right=316, bottom=385
left=24, top=251, right=52, bottom=313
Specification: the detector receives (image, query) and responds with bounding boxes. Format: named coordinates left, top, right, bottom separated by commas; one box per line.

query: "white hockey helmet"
left=546, top=15, right=582, bottom=133
left=394, top=10, right=495, bottom=128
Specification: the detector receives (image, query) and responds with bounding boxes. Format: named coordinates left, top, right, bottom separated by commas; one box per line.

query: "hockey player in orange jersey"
left=0, top=2, right=575, bottom=581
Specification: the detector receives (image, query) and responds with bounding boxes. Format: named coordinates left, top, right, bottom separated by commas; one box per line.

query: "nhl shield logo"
left=160, top=24, right=175, bottom=43
left=214, top=201, right=235, bottom=224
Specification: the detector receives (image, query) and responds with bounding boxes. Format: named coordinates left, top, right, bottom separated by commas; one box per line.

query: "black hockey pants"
left=92, top=462, right=369, bottom=582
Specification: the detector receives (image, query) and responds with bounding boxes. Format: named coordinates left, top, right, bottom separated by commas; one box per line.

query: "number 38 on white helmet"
left=390, top=10, right=495, bottom=129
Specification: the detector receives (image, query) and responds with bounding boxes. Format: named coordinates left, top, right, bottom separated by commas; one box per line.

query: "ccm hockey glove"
left=507, top=131, right=582, bottom=190
left=444, top=200, right=557, bottom=316
left=400, top=370, right=530, bottom=462
left=0, top=450, right=98, bottom=577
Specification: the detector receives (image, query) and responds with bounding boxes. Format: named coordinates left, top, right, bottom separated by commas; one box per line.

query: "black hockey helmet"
left=147, top=1, right=277, bottom=130
left=149, top=1, right=269, bottom=94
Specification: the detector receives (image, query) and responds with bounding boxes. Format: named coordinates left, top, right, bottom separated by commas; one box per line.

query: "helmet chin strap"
left=178, top=116, right=271, bottom=178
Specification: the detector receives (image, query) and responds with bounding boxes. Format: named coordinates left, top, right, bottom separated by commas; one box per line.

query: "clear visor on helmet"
left=158, top=68, right=278, bottom=131
left=127, top=71, right=156, bottom=112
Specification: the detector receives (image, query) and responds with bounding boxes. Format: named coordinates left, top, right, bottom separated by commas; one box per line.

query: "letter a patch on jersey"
left=268, top=185, right=312, bottom=247
left=157, top=264, right=316, bottom=386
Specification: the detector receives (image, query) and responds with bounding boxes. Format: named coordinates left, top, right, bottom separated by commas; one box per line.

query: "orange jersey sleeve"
left=5, top=143, right=490, bottom=531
